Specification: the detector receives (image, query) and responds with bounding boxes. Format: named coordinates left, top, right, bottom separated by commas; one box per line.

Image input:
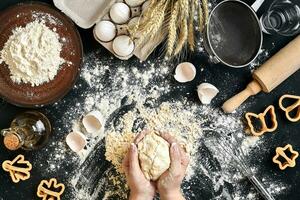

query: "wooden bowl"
left=0, top=2, right=83, bottom=107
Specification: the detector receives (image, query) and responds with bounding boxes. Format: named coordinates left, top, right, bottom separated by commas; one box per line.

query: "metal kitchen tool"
left=222, top=35, right=300, bottom=113
left=260, top=0, right=300, bottom=36
left=203, top=0, right=265, bottom=68
left=217, top=135, right=275, bottom=200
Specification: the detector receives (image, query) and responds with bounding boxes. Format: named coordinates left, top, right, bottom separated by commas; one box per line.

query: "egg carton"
left=54, top=0, right=165, bottom=61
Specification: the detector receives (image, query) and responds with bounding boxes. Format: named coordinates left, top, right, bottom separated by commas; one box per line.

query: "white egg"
left=110, top=3, right=131, bottom=24
left=142, top=0, right=150, bottom=12
left=112, top=35, right=135, bottom=57
left=128, top=17, right=140, bottom=28
left=95, top=20, right=116, bottom=42
left=66, top=131, right=87, bottom=153
left=197, top=83, right=219, bottom=104
left=174, top=62, right=196, bottom=83
left=125, top=0, right=146, bottom=7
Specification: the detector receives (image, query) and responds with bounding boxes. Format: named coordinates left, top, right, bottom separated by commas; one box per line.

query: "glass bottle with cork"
left=1, top=111, right=52, bottom=151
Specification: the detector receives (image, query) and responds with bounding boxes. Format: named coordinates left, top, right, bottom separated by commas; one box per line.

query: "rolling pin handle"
left=222, top=80, right=262, bottom=113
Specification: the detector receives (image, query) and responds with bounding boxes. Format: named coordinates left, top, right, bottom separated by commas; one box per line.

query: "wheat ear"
left=149, top=1, right=169, bottom=39
left=202, top=0, right=209, bottom=25
left=129, top=0, right=161, bottom=39
left=174, top=18, right=188, bottom=56
left=167, top=1, right=179, bottom=56
left=198, top=0, right=204, bottom=32
left=188, top=1, right=195, bottom=51
left=179, top=0, right=189, bottom=20
left=134, top=1, right=166, bottom=46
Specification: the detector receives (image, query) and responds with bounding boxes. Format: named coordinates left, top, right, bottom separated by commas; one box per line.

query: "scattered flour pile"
left=36, top=50, right=289, bottom=200
left=0, top=20, right=64, bottom=86
left=105, top=101, right=203, bottom=180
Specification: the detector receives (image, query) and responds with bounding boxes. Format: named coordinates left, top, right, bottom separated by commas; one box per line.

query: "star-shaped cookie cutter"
left=273, top=144, right=299, bottom=170
left=2, top=154, right=32, bottom=183
left=279, top=94, right=300, bottom=122
left=37, top=178, right=65, bottom=200
left=245, top=105, right=278, bottom=136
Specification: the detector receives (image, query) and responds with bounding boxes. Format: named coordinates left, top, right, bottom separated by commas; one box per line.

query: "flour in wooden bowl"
left=0, top=20, right=64, bottom=86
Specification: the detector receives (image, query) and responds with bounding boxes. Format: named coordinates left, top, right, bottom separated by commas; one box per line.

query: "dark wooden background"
left=0, top=0, right=299, bottom=199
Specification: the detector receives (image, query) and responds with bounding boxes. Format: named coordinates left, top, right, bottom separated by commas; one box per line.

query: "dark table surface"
left=0, top=0, right=300, bottom=200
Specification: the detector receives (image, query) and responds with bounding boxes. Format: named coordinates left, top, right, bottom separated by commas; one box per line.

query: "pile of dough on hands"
left=137, top=131, right=171, bottom=181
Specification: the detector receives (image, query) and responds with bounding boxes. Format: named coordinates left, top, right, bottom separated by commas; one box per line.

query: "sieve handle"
left=251, top=0, right=265, bottom=12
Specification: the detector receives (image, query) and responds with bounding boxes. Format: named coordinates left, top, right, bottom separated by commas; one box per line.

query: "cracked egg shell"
left=125, top=0, right=145, bottom=7
left=112, top=35, right=135, bottom=57
left=197, top=83, right=219, bottom=104
left=95, top=21, right=116, bottom=42
left=110, top=3, right=131, bottom=24
left=174, top=62, right=196, bottom=83
left=66, top=131, right=87, bottom=153
left=82, top=110, right=105, bottom=136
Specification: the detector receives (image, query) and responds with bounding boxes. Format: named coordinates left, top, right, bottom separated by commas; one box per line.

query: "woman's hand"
left=122, top=131, right=189, bottom=200
left=122, top=142, right=156, bottom=200
left=157, top=132, right=189, bottom=200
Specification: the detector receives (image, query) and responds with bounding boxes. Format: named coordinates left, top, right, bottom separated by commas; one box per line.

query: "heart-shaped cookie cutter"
left=2, top=154, right=32, bottom=183
left=279, top=94, right=300, bottom=122
left=245, top=105, right=278, bottom=136
left=273, top=144, right=299, bottom=170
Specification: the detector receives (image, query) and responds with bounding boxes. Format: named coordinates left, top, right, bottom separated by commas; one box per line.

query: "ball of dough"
left=137, top=131, right=170, bottom=180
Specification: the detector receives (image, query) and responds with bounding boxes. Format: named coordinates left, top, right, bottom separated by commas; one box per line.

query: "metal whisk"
left=217, top=135, right=275, bottom=200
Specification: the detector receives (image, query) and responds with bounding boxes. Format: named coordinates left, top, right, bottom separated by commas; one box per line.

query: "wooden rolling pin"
left=222, top=35, right=300, bottom=113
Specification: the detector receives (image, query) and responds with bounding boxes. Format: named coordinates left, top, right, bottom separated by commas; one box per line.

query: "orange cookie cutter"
left=2, top=154, right=32, bottom=183
left=245, top=105, right=278, bottom=136
left=273, top=144, right=299, bottom=170
left=37, top=178, right=65, bottom=200
left=279, top=94, right=300, bottom=122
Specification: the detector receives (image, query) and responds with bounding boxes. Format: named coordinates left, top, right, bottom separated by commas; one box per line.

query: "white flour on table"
left=35, top=50, right=288, bottom=200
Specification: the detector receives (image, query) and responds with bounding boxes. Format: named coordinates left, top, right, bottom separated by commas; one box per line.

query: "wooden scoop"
left=222, top=35, right=300, bottom=113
